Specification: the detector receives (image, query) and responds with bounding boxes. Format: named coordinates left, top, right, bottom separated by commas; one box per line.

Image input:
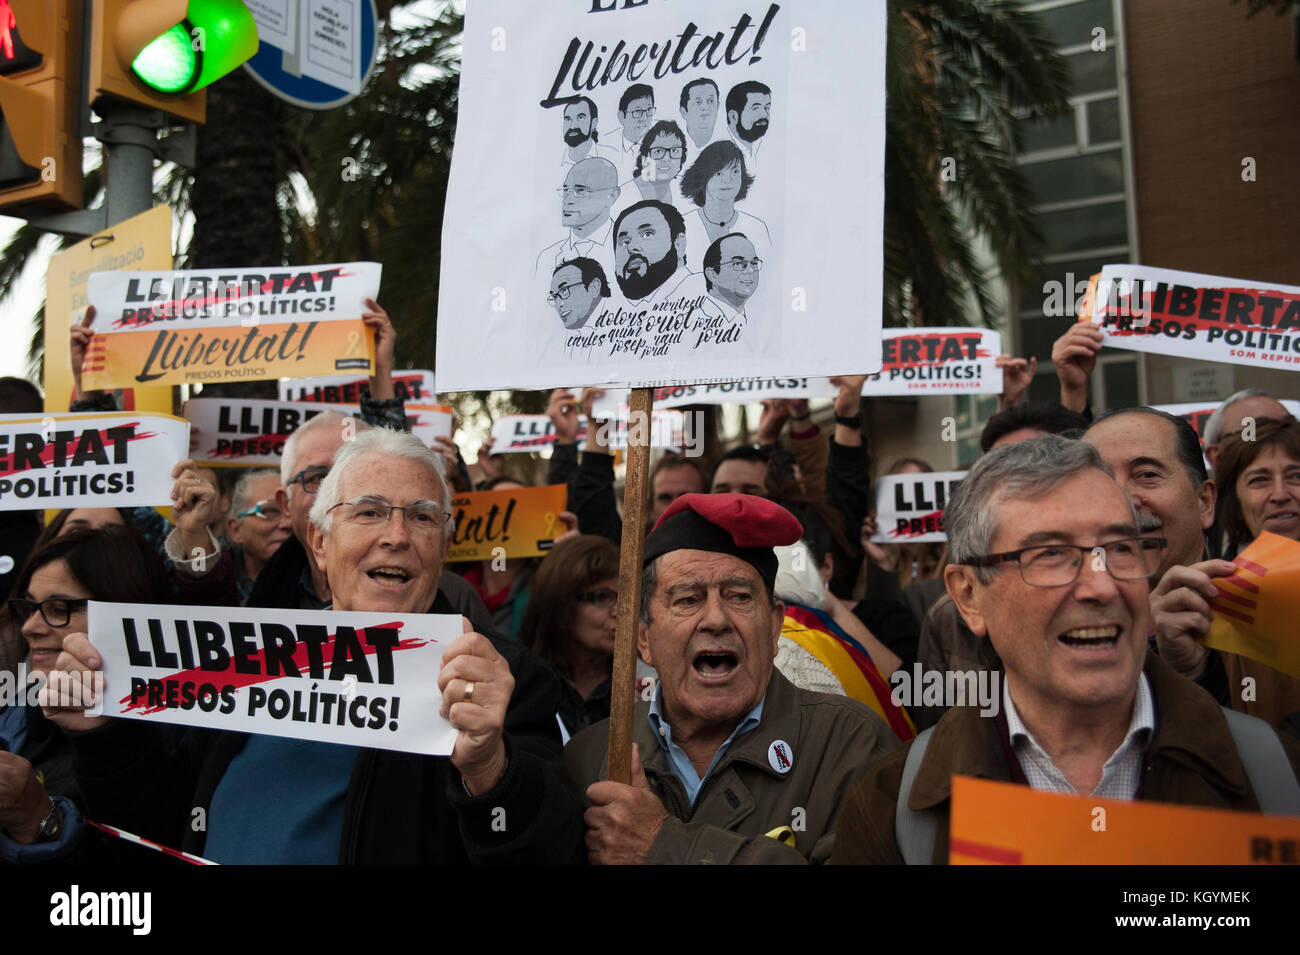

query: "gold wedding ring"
left=464, top=681, right=475, bottom=703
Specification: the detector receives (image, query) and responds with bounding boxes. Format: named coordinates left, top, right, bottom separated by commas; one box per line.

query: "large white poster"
left=437, top=1, right=885, bottom=392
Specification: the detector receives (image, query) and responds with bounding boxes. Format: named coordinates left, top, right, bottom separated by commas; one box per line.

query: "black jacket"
left=68, top=588, right=586, bottom=864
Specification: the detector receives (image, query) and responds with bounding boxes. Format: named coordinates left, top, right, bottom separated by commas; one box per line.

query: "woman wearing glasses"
left=0, top=526, right=171, bottom=862
left=617, top=120, right=690, bottom=213
left=519, top=535, right=620, bottom=738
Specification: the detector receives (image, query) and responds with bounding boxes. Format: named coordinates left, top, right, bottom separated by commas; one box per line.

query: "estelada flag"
left=782, top=603, right=915, bottom=742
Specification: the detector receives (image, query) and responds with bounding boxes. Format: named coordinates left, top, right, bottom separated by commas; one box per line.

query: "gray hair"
left=947, top=435, right=1132, bottom=583
left=1203, top=389, right=1275, bottom=445
left=230, top=468, right=282, bottom=516
left=280, top=410, right=371, bottom=491
left=308, top=427, right=452, bottom=538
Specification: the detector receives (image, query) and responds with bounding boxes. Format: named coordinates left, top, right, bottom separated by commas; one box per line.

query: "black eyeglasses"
left=8, top=596, right=90, bottom=628
left=290, top=466, right=330, bottom=494
left=576, top=589, right=618, bottom=610
left=964, top=537, right=1167, bottom=588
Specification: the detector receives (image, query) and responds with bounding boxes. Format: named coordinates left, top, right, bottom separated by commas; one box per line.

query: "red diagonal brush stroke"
left=110, top=269, right=356, bottom=328
left=0, top=423, right=159, bottom=476
left=119, top=621, right=431, bottom=714
left=881, top=334, right=990, bottom=371
left=888, top=509, right=944, bottom=539
left=949, top=837, right=1023, bottom=865
left=1211, top=588, right=1257, bottom=610
left=204, top=433, right=292, bottom=458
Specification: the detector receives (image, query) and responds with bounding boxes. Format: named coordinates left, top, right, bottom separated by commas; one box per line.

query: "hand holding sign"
left=40, top=632, right=108, bottom=732
left=361, top=298, right=397, bottom=399
left=547, top=388, right=583, bottom=445
left=437, top=618, right=513, bottom=796
left=1150, top=559, right=1238, bottom=680
left=995, top=354, right=1037, bottom=411
left=70, top=306, right=102, bottom=401
left=1052, top=323, right=1103, bottom=413
left=170, top=458, right=219, bottom=559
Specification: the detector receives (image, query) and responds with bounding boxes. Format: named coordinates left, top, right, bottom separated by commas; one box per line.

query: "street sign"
left=243, top=0, right=377, bottom=110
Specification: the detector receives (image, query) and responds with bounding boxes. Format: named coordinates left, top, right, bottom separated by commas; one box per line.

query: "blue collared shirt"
left=646, top=685, right=764, bottom=806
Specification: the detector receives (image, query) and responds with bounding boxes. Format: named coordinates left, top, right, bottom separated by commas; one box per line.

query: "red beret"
left=644, top=493, right=803, bottom=589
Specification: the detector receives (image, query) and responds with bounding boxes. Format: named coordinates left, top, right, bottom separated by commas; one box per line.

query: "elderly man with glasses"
left=830, top=435, right=1300, bottom=865
left=44, top=428, right=586, bottom=864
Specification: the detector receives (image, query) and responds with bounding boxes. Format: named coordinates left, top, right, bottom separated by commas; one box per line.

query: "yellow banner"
left=446, top=485, right=568, bottom=563
left=1205, top=532, right=1300, bottom=680
left=949, top=775, right=1300, bottom=864
left=44, top=206, right=174, bottom=414
left=82, top=319, right=375, bottom=391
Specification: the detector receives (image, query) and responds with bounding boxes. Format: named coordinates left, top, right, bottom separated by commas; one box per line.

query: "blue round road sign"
left=244, top=0, right=379, bottom=110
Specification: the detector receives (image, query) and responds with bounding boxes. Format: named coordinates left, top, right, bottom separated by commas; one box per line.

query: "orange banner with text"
left=949, top=775, right=1300, bottom=864
left=445, top=485, right=568, bottom=563
left=82, top=319, right=375, bottom=391
left=1206, top=532, right=1300, bottom=680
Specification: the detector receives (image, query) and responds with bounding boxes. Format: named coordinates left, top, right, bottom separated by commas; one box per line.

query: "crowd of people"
left=0, top=307, right=1297, bottom=866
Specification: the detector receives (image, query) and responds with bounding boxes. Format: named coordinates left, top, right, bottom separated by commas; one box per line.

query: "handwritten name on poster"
left=437, top=1, right=886, bottom=391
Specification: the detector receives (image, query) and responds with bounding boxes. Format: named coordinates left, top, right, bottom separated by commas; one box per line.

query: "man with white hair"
left=45, top=428, right=586, bottom=863
left=830, top=435, right=1300, bottom=864
left=1202, top=388, right=1291, bottom=471
left=169, top=410, right=494, bottom=632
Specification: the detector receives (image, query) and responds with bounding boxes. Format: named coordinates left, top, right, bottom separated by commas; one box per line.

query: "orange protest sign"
left=949, top=776, right=1300, bottom=864
left=1205, top=532, right=1300, bottom=680
left=82, top=319, right=375, bottom=391
left=445, top=485, right=569, bottom=563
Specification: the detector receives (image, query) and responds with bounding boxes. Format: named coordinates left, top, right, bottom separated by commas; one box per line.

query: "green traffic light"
left=127, top=0, right=259, bottom=96
left=132, top=23, right=198, bottom=94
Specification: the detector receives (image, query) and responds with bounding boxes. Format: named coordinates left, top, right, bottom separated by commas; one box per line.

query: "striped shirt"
left=1003, top=673, right=1154, bottom=799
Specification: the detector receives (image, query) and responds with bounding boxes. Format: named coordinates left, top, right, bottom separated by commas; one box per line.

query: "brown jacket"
left=564, top=669, right=898, bottom=864
left=829, top=652, right=1300, bottom=864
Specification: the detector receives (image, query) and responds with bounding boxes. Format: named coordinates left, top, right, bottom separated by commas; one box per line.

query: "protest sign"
left=45, top=206, right=175, bottom=417
left=88, top=602, right=461, bottom=756
left=1152, top=400, right=1300, bottom=466
left=446, top=485, right=569, bottom=563
left=83, top=263, right=382, bottom=390
left=1079, top=264, right=1300, bottom=372
left=186, top=398, right=455, bottom=467
left=868, top=471, right=966, bottom=543
left=278, top=368, right=437, bottom=404
left=949, top=775, right=1300, bottom=864
left=0, top=412, right=189, bottom=511
left=488, top=412, right=686, bottom=454
left=590, top=329, right=1003, bottom=414
left=436, top=0, right=886, bottom=392
left=1205, top=532, right=1300, bottom=680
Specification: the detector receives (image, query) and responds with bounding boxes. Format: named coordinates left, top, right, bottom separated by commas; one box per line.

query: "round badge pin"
left=767, top=739, right=794, bottom=774
left=0, top=555, right=13, bottom=575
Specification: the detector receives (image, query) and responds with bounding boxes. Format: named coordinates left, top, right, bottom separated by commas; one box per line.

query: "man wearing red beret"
left=564, top=493, right=898, bottom=863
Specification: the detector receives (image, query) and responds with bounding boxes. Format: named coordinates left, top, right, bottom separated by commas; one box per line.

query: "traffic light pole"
left=27, top=101, right=195, bottom=237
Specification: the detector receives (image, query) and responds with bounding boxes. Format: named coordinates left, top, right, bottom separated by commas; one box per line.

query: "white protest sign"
left=591, top=328, right=1003, bottom=415
left=278, top=368, right=436, bottom=404
left=437, top=0, right=886, bottom=391
left=1152, top=400, right=1300, bottom=467
left=1081, top=264, right=1300, bottom=372
left=88, top=262, right=382, bottom=332
left=870, top=470, right=966, bottom=544
left=301, top=0, right=362, bottom=94
left=489, top=412, right=686, bottom=454
left=186, top=398, right=455, bottom=466
left=0, top=413, right=188, bottom=511
left=88, top=602, right=462, bottom=756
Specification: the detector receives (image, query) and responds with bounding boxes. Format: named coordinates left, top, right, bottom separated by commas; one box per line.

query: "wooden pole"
left=606, top=386, right=653, bottom=784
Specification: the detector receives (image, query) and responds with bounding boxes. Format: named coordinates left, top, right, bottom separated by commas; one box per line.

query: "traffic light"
left=90, top=0, right=259, bottom=124
left=0, top=0, right=83, bottom=212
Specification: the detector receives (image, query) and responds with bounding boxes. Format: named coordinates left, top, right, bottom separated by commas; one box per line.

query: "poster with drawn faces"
left=437, top=0, right=885, bottom=392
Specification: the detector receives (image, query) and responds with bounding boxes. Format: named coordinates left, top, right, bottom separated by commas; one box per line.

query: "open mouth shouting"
left=693, top=646, right=740, bottom=681
left=366, top=565, right=414, bottom=589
